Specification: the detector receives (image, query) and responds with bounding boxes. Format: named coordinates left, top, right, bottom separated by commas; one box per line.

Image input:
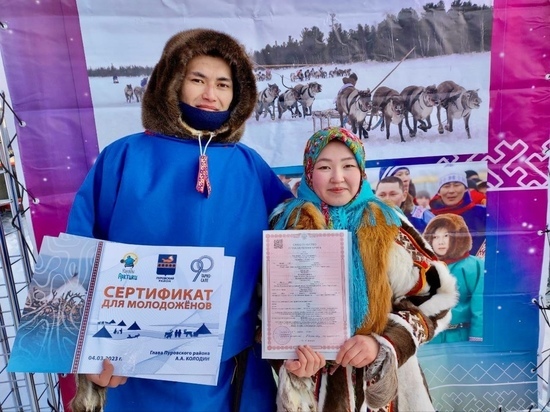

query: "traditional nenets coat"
left=269, top=127, right=458, bottom=412
left=423, top=214, right=484, bottom=343
left=67, top=29, right=291, bottom=412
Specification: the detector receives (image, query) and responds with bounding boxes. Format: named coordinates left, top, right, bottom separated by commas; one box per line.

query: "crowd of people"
left=64, top=27, right=487, bottom=412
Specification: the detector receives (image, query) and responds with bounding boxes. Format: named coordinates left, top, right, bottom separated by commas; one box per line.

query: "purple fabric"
left=0, top=0, right=98, bottom=247
left=0, top=0, right=549, bottom=409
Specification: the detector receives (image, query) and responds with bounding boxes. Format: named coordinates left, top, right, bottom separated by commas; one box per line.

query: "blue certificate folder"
left=9, top=234, right=100, bottom=373
left=8, top=233, right=232, bottom=382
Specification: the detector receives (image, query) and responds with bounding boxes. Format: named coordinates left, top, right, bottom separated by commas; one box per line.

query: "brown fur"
left=141, top=29, right=257, bottom=143
left=356, top=204, right=398, bottom=335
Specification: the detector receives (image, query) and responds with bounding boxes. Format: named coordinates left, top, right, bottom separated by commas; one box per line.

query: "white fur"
left=418, top=260, right=458, bottom=318
left=397, top=355, right=436, bottom=412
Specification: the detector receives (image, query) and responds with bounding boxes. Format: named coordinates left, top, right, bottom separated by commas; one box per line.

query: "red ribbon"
left=196, top=154, right=211, bottom=197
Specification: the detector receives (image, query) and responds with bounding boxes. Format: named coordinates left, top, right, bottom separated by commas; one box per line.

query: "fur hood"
left=141, top=29, right=257, bottom=143
left=423, top=213, right=472, bottom=260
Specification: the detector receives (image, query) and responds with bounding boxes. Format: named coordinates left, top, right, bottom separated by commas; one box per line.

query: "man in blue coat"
left=67, top=29, right=291, bottom=412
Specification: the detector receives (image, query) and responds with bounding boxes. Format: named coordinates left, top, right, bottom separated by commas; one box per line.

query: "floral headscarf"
left=271, top=127, right=401, bottom=332
left=302, top=127, right=366, bottom=190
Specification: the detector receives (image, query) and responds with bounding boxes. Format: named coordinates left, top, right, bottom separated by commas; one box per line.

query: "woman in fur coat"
left=423, top=213, right=484, bottom=343
left=269, top=127, right=458, bottom=412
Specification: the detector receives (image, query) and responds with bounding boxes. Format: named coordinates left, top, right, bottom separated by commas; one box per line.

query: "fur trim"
left=418, top=260, right=458, bottom=318
left=142, top=29, right=257, bottom=143
left=276, top=367, right=317, bottom=412
left=287, top=202, right=327, bottom=230
left=70, top=374, right=107, bottom=412
left=396, top=355, right=435, bottom=412
left=364, top=338, right=399, bottom=409
left=356, top=203, right=398, bottom=335
left=423, top=213, right=473, bottom=260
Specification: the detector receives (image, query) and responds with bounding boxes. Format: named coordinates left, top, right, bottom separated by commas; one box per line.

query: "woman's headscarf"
left=270, top=127, right=401, bottom=333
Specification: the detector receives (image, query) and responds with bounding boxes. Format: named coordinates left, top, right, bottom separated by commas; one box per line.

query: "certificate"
left=8, top=233, right=234, bottom=385
left=262, top=230, right=351, bottom=360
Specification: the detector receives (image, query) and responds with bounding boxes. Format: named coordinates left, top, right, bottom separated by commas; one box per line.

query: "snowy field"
left=89, top=52, right=491, bottom=169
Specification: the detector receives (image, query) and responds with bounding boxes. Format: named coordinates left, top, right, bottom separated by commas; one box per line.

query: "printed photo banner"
left=0, top=0, right=549, bottom=410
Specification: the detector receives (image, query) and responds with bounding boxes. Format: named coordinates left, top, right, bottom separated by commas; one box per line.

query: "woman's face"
left=394, top=169, right=411, bottom=194
left=311, top=141, right=361, bottom=207
left=431, top=227, right=450, bottom=257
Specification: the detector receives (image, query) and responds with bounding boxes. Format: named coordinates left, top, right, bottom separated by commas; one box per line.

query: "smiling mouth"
left=197, top=105, right=218, bottom=111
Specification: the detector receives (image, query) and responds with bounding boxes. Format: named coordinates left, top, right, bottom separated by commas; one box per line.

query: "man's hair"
left=376, top=176, right=404, bottom=191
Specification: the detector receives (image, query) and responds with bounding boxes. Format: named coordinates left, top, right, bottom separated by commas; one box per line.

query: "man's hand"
left=86, top=359, right=127, bottom=388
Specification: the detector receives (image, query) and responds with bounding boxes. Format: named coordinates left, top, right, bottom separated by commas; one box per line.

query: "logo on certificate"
left=157, top=254, right=177, bottom=276
left=120, top=253, right=138, bottom=268
left=190, top=255, right=214, bottom=282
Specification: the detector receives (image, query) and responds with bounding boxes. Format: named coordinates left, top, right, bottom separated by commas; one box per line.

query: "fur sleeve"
left=382, top=216, right=458, bottom=365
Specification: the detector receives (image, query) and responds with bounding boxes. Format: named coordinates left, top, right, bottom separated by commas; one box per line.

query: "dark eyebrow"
left=316, top=156, right=356, bottom=163
left=187, top=71, right=232, bottom=83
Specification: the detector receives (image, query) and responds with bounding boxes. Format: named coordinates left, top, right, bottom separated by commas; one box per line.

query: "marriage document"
left=262, top=230, right=351, bottom=360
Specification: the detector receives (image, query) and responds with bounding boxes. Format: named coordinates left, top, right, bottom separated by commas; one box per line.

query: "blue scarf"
left=178, top=101, right=230, bottom=131
left=270, top=127, right=401, bottom=333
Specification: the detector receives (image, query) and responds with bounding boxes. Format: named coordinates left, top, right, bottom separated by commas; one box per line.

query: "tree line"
left=253, top=1, right=492, bottom=66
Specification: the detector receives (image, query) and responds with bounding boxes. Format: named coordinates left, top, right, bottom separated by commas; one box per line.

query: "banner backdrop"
left=1, top=0, right=548, bottom=410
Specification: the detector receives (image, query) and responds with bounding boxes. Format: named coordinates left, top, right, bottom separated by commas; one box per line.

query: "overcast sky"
left=76, top=0, right=493, bottom=68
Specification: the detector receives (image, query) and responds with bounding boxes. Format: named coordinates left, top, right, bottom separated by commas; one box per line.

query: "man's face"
left=375, top=181, right=406, bottom=207
left=439, top=182, right=467, bottom=206
left=180, top=55, right=233, bottom=111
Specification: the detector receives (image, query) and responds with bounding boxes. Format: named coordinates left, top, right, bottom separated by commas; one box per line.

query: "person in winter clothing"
left=423, top=214, right=484, bottom=343
left=429, top=170, right=487, bottom=255
left=416, top=189, right=432, bottom=209
left=379, top=165, right=417, bottom=199
left=337, top=72, right=358, bottom=98
left=341, top=72, right=358, bottom=87
left=376, top=176, right=435, bottom=233
left=67, top=29, right=291, bottom=412
left=269, top=127, right=457, bottom=412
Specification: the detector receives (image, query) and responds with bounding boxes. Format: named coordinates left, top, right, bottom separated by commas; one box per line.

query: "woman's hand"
left=284, top=345, right=326, bottom=378
left=86, top=359, right=127, bottom=388
left=336, top=335, right=380, bottom=369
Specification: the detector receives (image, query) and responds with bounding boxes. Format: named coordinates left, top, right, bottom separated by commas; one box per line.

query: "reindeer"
left=277, top=88, right=301, bottom=119
left=293, top=82, right=322, bottom=117
left=255, top=83, right=280, bottom=120
left=436, top=80, right=482, bottom=139
left=124, top=84, right=134, bottom=103
left=336, top=85, right=372, bottom=139
left=401, top=85, right=439, bottom=137
left=368, top=86, right=405, bottom=142
left=133, top=86, right=145, bottom=103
